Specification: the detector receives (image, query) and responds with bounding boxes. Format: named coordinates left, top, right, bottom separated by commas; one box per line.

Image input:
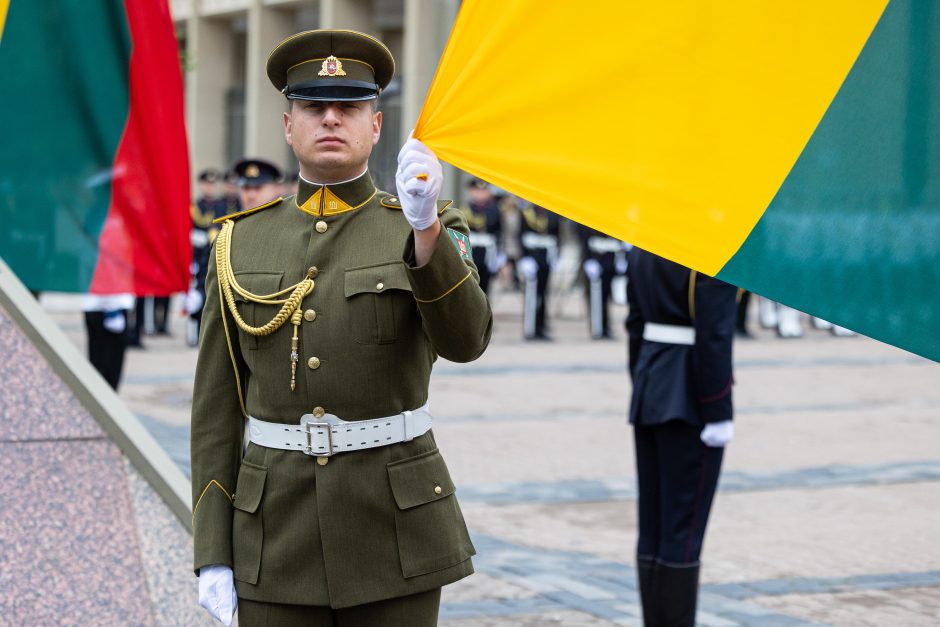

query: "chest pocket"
left=344, top=261, right=415, bottom=345
left=231, top=271, right=284, bottom=350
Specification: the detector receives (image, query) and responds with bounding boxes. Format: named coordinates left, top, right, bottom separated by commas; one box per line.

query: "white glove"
left=102, top=310, right=126, bottom=334
left=184, top=287, right=204, bottom=314
left=700, top=420, right=734, bottom=448
left=583, top=258, right=602, bottom=281
left=517, top=256, right=538, bottom=281
left=198, top=565, right=237, bottom=626
left=395, top=137, right=443, bottom=231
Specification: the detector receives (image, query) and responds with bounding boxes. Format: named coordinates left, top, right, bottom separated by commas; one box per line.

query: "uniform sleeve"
left=402, top=207, right=493, bottom=363
left=691, top=274, right=738, bottom=423
left=190, top=244, right=247, bottom=573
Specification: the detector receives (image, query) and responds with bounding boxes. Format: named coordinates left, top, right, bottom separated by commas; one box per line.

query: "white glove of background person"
left=395, top=138, right=443, bottom=231
left=198, top=565, right=237, bottom=626
left=700, top=420, right=734, bottom=448
left=517, top=256, right=538, bottom=281
left=583, top=258, right=602, bottom=281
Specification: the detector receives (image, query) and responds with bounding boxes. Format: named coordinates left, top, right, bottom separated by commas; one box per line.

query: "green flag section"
left=416, top=0, right=940, bottom=363
left=0, top=0, right=190, bottom=295
left=719, top=0, right=940, bottom=362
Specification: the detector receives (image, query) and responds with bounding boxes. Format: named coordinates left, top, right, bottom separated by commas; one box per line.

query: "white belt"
left=643, top=323, right=696, bottom=345
left=470, top=232, right=497, bottom=248
left=587, top=237, right=623, bottom=254
left=522, top=233, right=558, bottom=250
left=247, top=403, right=432, bottom=457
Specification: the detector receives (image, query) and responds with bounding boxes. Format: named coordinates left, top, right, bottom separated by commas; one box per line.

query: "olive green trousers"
left=237, top=588, right=441, bottom=627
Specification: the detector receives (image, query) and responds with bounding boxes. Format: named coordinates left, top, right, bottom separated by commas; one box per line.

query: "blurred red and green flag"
left=0, top=0, right=190, bottom=295
left=416, top=0, right=939, bottom=362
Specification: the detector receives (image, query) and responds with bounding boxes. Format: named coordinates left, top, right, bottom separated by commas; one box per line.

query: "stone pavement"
left=41, top=285, right=940, bottom=626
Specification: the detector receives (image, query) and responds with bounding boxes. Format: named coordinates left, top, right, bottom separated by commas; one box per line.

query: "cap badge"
left=246, top=164, right=260, bottom=178
left=318, top=56, right=347, bottom=77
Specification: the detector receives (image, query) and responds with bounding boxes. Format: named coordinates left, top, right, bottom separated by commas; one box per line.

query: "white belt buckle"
left=302, top=417, right=334, bottom=457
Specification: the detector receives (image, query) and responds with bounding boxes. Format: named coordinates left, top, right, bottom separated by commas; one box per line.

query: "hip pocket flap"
left=233, top=462, right=267, bottom=513
left=345, top=261, right=411, bottom=297
left=387, top=449, right=456, bottom=510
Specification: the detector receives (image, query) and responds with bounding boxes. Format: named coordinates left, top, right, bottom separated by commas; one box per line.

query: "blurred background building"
left=170, top=0, right=460, bottom=195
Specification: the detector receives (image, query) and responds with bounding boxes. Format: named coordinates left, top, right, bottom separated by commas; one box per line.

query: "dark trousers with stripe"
left=238, top=588, right=440, bottom=627
left=634, top=420, right=724, bottom=564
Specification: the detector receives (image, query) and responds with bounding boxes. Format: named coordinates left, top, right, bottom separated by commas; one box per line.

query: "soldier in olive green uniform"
left=191, top=30, right=493, bottom=626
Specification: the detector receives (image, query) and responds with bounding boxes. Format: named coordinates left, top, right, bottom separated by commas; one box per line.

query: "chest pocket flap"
left=344, top=261, right=411, bottom=297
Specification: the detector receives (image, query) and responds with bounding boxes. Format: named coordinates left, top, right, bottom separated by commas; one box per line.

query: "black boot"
left=637, top=556, right=658, bottom=626
left=657, top=561, right=700, bottom=626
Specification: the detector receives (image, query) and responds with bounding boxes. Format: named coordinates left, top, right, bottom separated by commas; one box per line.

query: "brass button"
left=376, top=282, right=384, bottom=291
left=315, top=220, right=328, bottom=233
left=316, top=457, right=329, bottom=466
left=304, top=309, right=317, bottom=322
left=307, top=357, right=321, bottom=370
left=434, top=485, right=443, bottom=495
left=312, top=406, right=325, bottom=418
left=307, top=266, right=319, bottom=278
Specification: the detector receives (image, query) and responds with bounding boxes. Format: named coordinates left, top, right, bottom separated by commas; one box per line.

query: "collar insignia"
left=318, top=56, right=347, bottom=77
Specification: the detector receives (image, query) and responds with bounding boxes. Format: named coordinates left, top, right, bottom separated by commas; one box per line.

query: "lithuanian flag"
left=0, top=0, right=190, bottom=295
left=415, top=0, right=939, bottom=363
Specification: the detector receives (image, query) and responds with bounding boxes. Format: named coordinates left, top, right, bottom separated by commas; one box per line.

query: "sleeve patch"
left=447, top=228, right=473, bottom=260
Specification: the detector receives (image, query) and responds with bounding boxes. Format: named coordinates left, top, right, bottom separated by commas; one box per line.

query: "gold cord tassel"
left=290, top=311, right=302, bottom=391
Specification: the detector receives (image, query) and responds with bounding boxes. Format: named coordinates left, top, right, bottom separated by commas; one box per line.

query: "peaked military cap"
left=198, top=168, right=223, bottom=183
left=266, top=29, right=395, bottom=102
left=233, top=158, right=282, bottom=187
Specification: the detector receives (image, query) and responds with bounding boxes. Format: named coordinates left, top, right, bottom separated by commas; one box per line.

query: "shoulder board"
left=380, top=195, right=453, bottom=215
left=213, top=197, right=283, bottom=224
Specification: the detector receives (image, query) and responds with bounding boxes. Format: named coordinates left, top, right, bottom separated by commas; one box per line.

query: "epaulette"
left=380, top=195, right=453, bottom=214
left=213, top=196, right=284, bottom=224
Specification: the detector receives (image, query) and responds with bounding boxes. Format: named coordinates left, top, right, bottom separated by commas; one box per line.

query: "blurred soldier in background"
left=82, top=292, right=135, bottom=390
left=498, top=194, right=525, bottom=291
left=577, top=223, right=629, bottom=339
left=233, top=158, right=284, bottom=210
left=222, top=169, right=242, bottom=215
left=461, top=178, right=502, bottom=297
left=185, top=168, right=226, bottom=346
left=518, top=204, right=560, bottom=340
left=626, top=248, right=737, bottom=627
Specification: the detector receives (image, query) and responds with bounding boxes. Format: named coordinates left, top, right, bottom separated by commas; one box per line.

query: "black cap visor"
left=285, top=78, right=379, bottom=102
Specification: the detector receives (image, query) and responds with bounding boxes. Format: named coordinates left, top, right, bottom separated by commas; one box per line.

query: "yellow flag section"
left=0, top=0, right=10, bottom=41
left=415, top=1, right=888, bottom=275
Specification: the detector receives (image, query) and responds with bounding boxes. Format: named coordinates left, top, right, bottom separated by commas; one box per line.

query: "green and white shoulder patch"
left=446, top=228, right=472, bottom=260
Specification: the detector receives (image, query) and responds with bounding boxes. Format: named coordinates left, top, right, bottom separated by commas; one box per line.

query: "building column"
left=319, top=0, right=374, bottom=32
left=245, top=1, right=295, bottom=169
left=186, top=14, right=234, bottom=183
left=403, top=0, right=460, bottom=199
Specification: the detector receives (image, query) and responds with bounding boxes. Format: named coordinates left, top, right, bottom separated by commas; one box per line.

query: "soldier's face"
left=239, top=183, right=281, bottom=210
left=284, top=100, right=381, bottom=182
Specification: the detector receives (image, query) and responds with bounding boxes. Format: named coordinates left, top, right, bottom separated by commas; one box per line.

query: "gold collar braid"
left=216, top=219, right=314, bottom=392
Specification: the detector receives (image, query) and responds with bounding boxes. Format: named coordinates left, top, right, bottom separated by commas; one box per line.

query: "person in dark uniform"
left=461, top=178, right=502, bottom=297
left=518, top=203, right=560, bottom=340
left=625, top=248, right=737, bottom=626
left=578, top=223, right=629, bottom=339
left=82, top=293, right=135, bottom=389
left=187, top=169, right=226, bottom=346
left=191, top=30, right=491, bottom=627
left=221, top=169, right=243, bottom=216
left=232, top=157, right=283, bottom=211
